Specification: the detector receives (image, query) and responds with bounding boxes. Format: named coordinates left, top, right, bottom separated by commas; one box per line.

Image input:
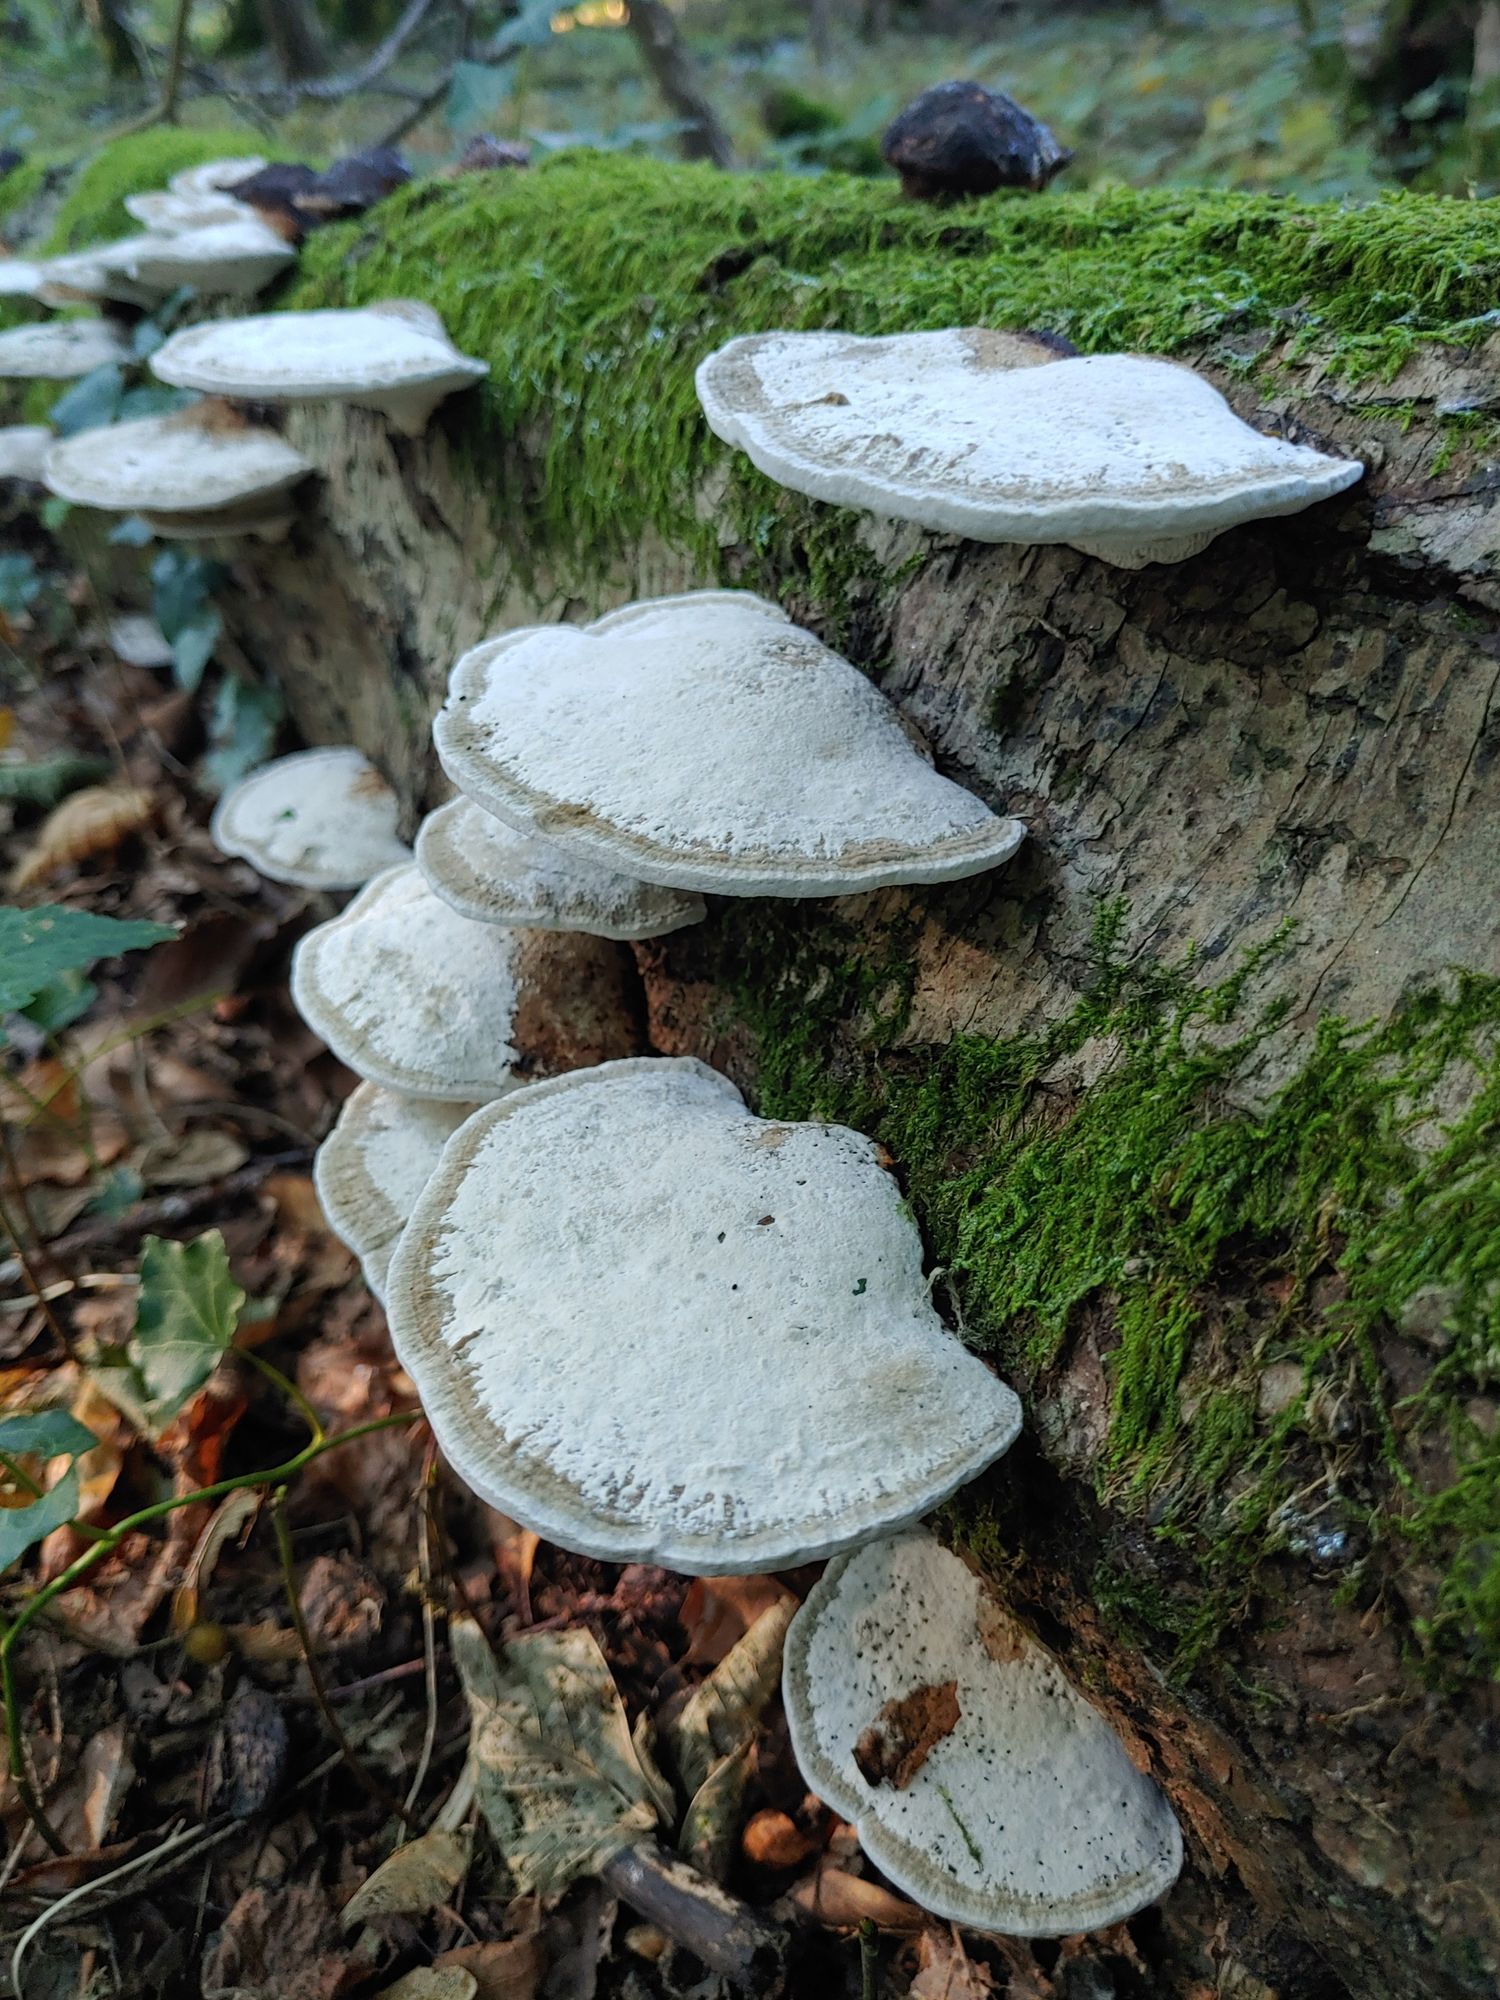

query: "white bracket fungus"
left=119, top=216, right=296, bottom=300
left=383, top=1056, right=1023, bottom=1573
left=290, top=862, right=641, bottom=1099
left=0, top=257, right=46, bottom=298
left=0, top=426, right=51, bottom=483
left=124, top=189, right=252, bottom=235
left=0, top=318, right=129, bottom=380
left=168, top=158, right=267, bottom=200
left=434, top=591, right=1026, bottom=897
left=43, top=404, right=313, bottom=534
left=314, top=1081, right=478, bottom=1303
left=696, top=329, right=1364, bottom=570
left=415, top=796, right=706, bottom=939
left=35, top=240, right=171, bottom=310
left=210, top=746, right=410, bottom=888
left=150, top=302, right=489, bottom=436
left=783, top=1531, right=1184, bottom=1934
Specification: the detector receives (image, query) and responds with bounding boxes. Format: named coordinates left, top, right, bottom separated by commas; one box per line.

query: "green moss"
left=289, top=154, right=1500, bottom=597
left=695, top=895, right=1500, bottom=1683
left=0, top=156, right=51, bottom=230
left=41, top=127, right=285, bottom=254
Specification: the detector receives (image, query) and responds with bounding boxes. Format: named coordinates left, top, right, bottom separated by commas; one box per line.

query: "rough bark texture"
left=22, top=148, right=1499, bottom=1999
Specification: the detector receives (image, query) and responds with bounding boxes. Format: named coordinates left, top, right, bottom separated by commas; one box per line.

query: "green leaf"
left=201, top=675, right=282, bottom=793
left=131, top=1230, right=244, bottom=1421
left=0, top=753, right=111, bottom=805
left=0, top=1465, right=80, bottom=1573
left=48, top=362, right=123, bottom=438
left=170, top=607, right=221, bottom=693
left=450, top=1615, right=663, bottom=1898
left=0, top=904, right=176, bottom=1016
left=445, top=59, right=516, bottom=135
left=39, top=495, right=72, bottom=532
left=22, top=970, right=98, bottom=1034
left=0, top=552, right=41, bottom=618
left=0, top=1410, right=99, bottom=1459
left=0, top=1410, right=98, bottom=1574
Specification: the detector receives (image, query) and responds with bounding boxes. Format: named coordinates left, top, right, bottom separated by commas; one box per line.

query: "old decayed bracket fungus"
left=784, top=1530, right=1183, bottom=1934
left=210, top=747, right=410, bottom=888
left=150, top=302, right=489, bottom=436
left=434, top=591, right=1025, bottom=896
left=415, top=796, right=706, bottom=940
left=384, top=1056, right=1023, bottom=1573
left=882, top=80, right=1071, bottom=199
left=0, top=318, right=128, bottom=380
left=290, top=862, right=641, bottom=1099
left=0, top=426, right=51, bottom=483
left=43, top=405, right=313, bottom=542
left=697, top=331, right=1365, bottom=569
left=168, top=157, right=268, bottom=200
left=314, top=1082, right=477, bottom=1303
left=118, top=216, right=298, bottom=300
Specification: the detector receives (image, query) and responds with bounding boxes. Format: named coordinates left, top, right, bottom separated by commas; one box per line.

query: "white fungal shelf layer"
left=211, top=747, right=410, bottom=889
left=784, top=1532, right=1184, bottom=1934
left=385, top=1057, right=1023, bottom=1572
left=45, top=410, right=311, bottom=514
left=314, top=1081, right=478, bottom=1302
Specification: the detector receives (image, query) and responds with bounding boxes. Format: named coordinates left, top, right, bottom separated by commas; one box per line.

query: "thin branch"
left=109, top=0, right=195, bottom=136
left=624, top=0, right=733, bottom=168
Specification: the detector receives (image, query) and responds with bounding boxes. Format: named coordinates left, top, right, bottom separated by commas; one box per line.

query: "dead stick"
left=603, top=1845, right=788, bottom=1991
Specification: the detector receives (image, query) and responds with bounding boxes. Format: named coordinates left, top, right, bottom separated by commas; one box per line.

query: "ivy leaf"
left=201, top=675, right=282, bottom=793
left=131, top=1231, right=244, bottom=1422
left=170, top=606, right=221, bottom=693
left=0, top=1409, right=98, bottom=1574
left=48, top=361, right=123, bottom=438
left=0, top=904, right=175, bottom=1016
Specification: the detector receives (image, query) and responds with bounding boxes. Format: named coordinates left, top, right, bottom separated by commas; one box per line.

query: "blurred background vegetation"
left=1, top=0, right=1499, bottom=210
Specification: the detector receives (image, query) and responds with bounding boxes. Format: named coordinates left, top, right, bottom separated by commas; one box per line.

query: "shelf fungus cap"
left=0, top=425, right=51, bottom=482
left=124, top=188, right=250, bottom=234
left=0, top=256, right=46, bottom=298
left=37, top=239, right=170, bottom=308
left=290, top=862, right=642, bottom=1099
left=43, top=403, right=312, bottom=519
left=434, top=591, right=1025, bottom=897
left=210, top=746, right=409, bottom=888
left=783, top=1530, right=1184, bottom=1934
left=696, top=331, right=1365, bottom=570
left=384, top=1057, right=1023, bottom=1572
left=314, top=1081, right=478, bottom=1302
left=150, top=301, right=489, bottom=435
left=119, top=216, right=296, bottom=298
left=0, top=318, right=129, bottom=379
left=415, top=796, right=705, bottom=939
left=168, top=157, right=267, bottom=200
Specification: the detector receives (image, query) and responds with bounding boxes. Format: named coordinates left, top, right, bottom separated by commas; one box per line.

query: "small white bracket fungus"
left=168, top=158, right=267, bottom=200
left=0, top=258, right=46, bottom=298
left=150, top=302, right=489, bottom=436
left=783, top=1531, right=1184, bottom=1935
left=383, top=1056, right=1023, bottom=1573
left=696, top=330, right=1364, bottom=570
left=0, top=318, right=129, bottom=380
left=124, top=189, right=252, bottom=234
left=290, top=862, right=640, bottom=1099
left=0, top=426, right=51, bottom=483
left=43, top=403, right=312, bottom=521
left=434, top=591, right=1025, bottom=897
left=210, top=747, right=410, bottom=888
left=314, top=1081, right=477, bottom=1302
left=35, top=240, right=172, bottom=310
left=119, top=217, right=296, bottom=299
left=415, top=796, right=706, bottom=939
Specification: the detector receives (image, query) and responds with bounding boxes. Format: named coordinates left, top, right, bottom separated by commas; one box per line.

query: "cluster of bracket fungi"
left=1, top=142, right=1371, bottom=1943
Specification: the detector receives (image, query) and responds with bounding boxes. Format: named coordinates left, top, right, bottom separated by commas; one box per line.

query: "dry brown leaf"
left=854, top=1680, right=961, bottom=1790
left=377, top=1973, right=476, bottom=2000
left=8, top=784, right=154, bottom=890
left=432, top=1939, right=546, bottom=2000
left=741, top=1808, right=818, bottom=1870
left=679, top=1573, right=796, bottom=1666
left=44, top=1719, right=135, bottom=1854
left=201, top=1879, right=361, bottom=2000
left=139, top=1126, right=250, bottom=1188
left=299, top=1552, right=384, bottom=1652
left=787, top=1866, right=925, bottom=1932
left=910, top=1928, right=1000, bottom=1999
left=342, top=1826, right=472, bottom=1926
left=172, top=1487, right=260, bottom=1632
left=266, top=1171, right=331, bottom=1236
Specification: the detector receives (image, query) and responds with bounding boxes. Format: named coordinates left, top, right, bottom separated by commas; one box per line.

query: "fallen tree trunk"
left=95, top=158, right=1500, bottom=1996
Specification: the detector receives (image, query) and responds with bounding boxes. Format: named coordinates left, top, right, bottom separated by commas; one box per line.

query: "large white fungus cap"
left=210, top=746, right=409, bottom=888
left=0, top=318, right=129, bottom=380
left=124, top=189, right=251, bottom=234
left=168, top=158, right=266, bottom=199
left=0, top=258, right=46, bottom=298
left=783, top=1531, right=1184, bottom=1934
left=150, top=301, right=489, bottom=436
left=415, top=796, right=706, bottom=939
left=314, top=1081, right=478, bottom=1303
left=36, top=239, right=175, bottom=309
left=291, top=863, right=640, bottom=1099
left=696, top=330, right=1365, bottom=570
left=0, top=426, right=51, bottom=482
left=434, top=592, right=1026, bottom=897
left=384, top=1057, right=1023, bottom=1572
left=43, top=404, right=312, bottom=521
left=120, top=216, right=296, bottom=298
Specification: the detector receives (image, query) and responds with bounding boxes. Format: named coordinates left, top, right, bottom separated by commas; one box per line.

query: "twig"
left=603, top=1846, right=788, bottom=1989
left=0, top=1175, right=76, bottom=1364
left=624, top=0, right=733, bottom=168
left=860, top=1916, right=878, bottom=2000
left=109, top=0, right=194, bottom=136
left=403, top=1443, right=441, bottom=1815
left=271, top=1489, right=416, bottom=1830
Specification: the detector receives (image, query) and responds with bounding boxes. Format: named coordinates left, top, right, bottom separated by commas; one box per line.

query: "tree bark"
left=208, top=247, right=1500, bottom=2000
left=255, top=0, right=329, bottom=80
left=624, top=0, right=733, bottom=168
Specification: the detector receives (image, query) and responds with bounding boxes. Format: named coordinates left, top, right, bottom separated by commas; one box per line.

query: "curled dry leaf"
left=742, top=1809, right=819, bottom=1871
left=787, top=1866, right=926, bottom=1932
left=909, top=1927, right=1000, bottom=1999
left=853, top=1679, right=962, bottom=1790
left=679, top=1572, right=796, bottom=1667
left=7, top=783, right=154, bottom=890
left=172, top=1486, right=260, bottom=1632
left=667, top=1597, right=795, bottom=1882
left=341, top=1825, right=473, bottom=1927
left=432, top=1938, right=546, bottom=2000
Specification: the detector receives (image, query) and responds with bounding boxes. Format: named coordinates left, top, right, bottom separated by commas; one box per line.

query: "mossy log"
left=23, top=148, right=1500, bottom=1996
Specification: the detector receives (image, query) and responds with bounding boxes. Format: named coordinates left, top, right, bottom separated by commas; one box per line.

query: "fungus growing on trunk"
left=433, top=591, right=1025, bottom=896
left=35, top=241, right=167, bottom=310
left=696, top=331, right=1364, bottom=569
left=119, top=216, right=297, bottom=299
left=290, top=863, right=641, bottom=1099
left=0, top=318, right=129, bottom=379
left=43, top=404, right=313, bottom=540
left=124, top=190, right=250, bottom=234
left=881, top=80, right=1071, bottom=198
left=0, top=257, right=45, bottom=298
left=783, top=1530, right=1183, bottom=1934
left=210, top=747, right=409, bottom=888
left=415, top=796, right=705, bottom=940
left=0, top=426, right=50, bottom=482
left=150, top=302, right=489, bottom=436
left=314, top=1081, right=478, bottom=1303
left=383, top=1056, right=1022, bottom=1573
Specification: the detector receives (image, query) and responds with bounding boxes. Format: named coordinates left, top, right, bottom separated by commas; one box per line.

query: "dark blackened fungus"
left=881, top=80, right=1070, bottom=201
left=455, top=133, right=532, bottom=174
left=227, top=147, right=411, bottom=237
